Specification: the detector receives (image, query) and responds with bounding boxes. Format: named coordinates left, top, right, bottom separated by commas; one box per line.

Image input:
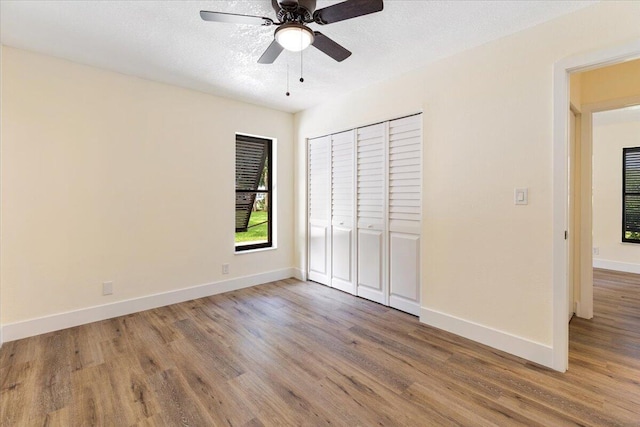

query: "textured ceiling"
left=0, top=0, right=597, bottom=113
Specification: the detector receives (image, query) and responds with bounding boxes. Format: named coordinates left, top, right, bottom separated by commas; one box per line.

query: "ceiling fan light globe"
left=275, top=23, right=314, bottom=52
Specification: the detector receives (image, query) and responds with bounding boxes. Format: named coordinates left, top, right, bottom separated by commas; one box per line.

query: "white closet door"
left=331, top=131, right=356, bottom=294
left=356, top=123, right=387, bottom=304
left=308, top=136, right=331, bottom=285
left=388, top=115, right=422, bottom=315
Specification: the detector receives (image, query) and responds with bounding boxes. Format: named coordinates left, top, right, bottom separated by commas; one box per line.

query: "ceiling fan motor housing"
left=272, top=0, right=317, bottom=23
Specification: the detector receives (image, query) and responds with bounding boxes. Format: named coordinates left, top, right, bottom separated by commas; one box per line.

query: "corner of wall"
left=0, top=43, right=4, bottom=349
left=292, top=111, right=308, bottom=278
left=292, top=268, right=307, bottom=282
left=570, top=72, right=582, bottom=111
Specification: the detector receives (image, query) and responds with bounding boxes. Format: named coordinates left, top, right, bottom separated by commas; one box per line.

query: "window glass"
left=623, top=147, right=640, bottom=243
left=235, top=135, right=272, bottom=251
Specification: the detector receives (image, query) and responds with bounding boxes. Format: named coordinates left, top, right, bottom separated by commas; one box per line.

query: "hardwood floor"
left=1, top=270, right=639, bottom=426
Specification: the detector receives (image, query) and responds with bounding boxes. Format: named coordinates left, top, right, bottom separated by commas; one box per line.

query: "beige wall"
left=581, top=58, right=640, bottom=106
left=0, top=43, right=3, bottom=346
left=1, top=46, right=295, bottom=325
left=570, top=73, right=582, bottom=110
left=295, top=1, right=640, bottom=347
left=593, top=113, right=640, bottom=267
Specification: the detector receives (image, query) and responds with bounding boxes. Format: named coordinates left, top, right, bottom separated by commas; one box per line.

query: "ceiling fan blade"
left=200, top=11, right=274, bottom=26
left=258, top=39, right=285, bottom=64
left=313, top=0, right=383, bottom=25
left=312, top=32, right=351, bottom=62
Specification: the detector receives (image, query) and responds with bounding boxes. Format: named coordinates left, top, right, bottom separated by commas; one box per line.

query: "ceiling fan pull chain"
left=286, top=64, right=291, bottom=97
left=299, top=32, right=304, bottom=83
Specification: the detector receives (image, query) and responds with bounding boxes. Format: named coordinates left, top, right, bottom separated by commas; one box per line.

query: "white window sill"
left=234, top=246, right=277, bottom=255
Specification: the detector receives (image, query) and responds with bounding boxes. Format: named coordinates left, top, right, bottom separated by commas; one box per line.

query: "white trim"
left=2, top=268, right=296, bottom=342
left=552, top=53, right=570, bottom=373
left=293, top=268, right=307, bottom=281
left=552, top=39, right=640, bottom=373
left=593, top=259, right=640, bottom=275
left=234, top=246, right=277, bottom=255
left=420, top=307, right=553, bottom=369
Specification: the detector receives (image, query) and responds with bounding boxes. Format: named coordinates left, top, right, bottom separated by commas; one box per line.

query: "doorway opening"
left=553, top=41, right=640, bottom=372
left=568, top=61, right=640, bottom=323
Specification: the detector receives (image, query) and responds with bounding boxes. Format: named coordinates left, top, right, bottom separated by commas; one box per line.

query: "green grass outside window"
left=235, top=211, right=268, bottom=244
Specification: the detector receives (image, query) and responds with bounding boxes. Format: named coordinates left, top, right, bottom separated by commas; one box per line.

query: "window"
left=235, top=134, right=273, bottom=251
left=623, top=147, right=640, bottom=243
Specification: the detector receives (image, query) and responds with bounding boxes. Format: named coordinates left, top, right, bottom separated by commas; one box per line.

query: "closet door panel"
left=389, top=232, right=420, bottom=315
left=331, top=227, right=353, bottom=292
left=357, top=228, right=385, bottom=304
left=389, top=115, right=422, bottom=235
left=357, top=123, right=386, bottom=230
left=331, top=130, right=355, bottom=293
left=308, top=136, right=331, bottom=285
left=356, top=123, right=386, bottom=303
left=388, top=115, right=422, bottom=314
left=309, top=224, right=328, bottom=278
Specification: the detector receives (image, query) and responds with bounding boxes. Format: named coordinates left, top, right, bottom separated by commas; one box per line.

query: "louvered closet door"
left=331, top=130, right=356, bottom=294
left=308, top=136, right=331, bottom=285
left=356, top=123, right=387, bottom=304
left=388, top=115, right=422, bottom=315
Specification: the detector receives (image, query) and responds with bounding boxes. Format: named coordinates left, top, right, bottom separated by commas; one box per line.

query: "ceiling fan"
left=200, top=0, right=384, bottom=64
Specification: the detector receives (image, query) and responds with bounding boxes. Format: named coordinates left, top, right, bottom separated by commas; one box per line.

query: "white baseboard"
left=420, top=307, right=553, bottom=369
left=593, top=259, right=640, bottom=275
left=293, top=268, right=307, bottom=281
left=2, top=268, right=296, bottom=343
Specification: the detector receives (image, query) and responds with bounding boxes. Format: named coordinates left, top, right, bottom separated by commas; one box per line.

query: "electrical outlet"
left=102, top=281, right=113, bottom=296
left=222, top=264, right=229, bottom=275
left=593, top=247, right=600, bottom=256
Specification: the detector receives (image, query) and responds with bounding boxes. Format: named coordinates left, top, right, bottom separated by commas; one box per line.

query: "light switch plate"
left=515, top=188, right=528, bottom=205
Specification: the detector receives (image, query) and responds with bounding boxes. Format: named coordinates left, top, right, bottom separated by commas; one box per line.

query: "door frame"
left=567, top=106, right=578, bottom=322
left=552, top=39, right=640, bottom=372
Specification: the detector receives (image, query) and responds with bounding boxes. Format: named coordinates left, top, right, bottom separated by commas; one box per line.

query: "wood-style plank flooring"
left=1, top=269, right=639, bottom=426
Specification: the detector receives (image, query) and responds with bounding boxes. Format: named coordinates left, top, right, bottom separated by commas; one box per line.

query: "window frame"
left=235, top=134, right=273, bottom=252
left=622, top=146, right=640, bottom=244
